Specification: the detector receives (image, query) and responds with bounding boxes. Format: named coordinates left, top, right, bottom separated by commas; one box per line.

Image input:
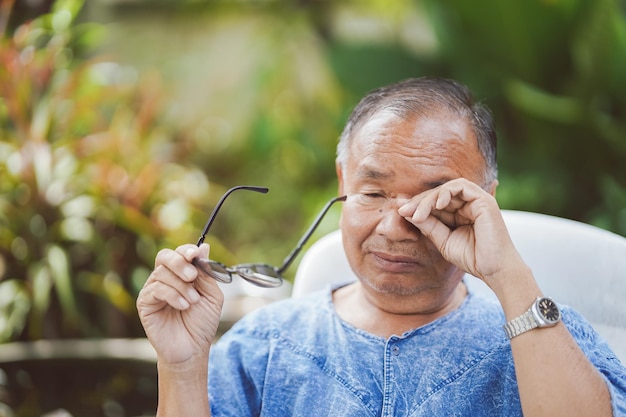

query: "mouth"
left=369, top=250, right=421, bottom=273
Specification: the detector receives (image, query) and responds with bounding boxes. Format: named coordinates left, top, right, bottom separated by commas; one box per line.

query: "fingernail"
left=183, top=265, right=196, bottom=280
left=398, top=204, right=410, bottom=215
left=187, top=288, right=200, bottom=303
left=178, top=297, right=190, bottom=309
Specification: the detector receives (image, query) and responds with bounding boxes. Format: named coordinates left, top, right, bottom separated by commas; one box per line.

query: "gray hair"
left=336, top=77, right=498, bottom=184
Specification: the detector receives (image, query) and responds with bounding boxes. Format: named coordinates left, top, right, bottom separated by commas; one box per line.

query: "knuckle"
left=155, top=248, right=174, bottom=266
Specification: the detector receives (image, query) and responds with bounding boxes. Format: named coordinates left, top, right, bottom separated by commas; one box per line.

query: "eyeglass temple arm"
left=276, top=195, right=347, bottom=274
left=196, top=185, right=269, bottom=246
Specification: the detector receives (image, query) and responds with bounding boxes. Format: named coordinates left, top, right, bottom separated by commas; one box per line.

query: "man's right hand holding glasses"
left=136, top=242, right=221, bottom=415
left=137, top=242, right=224, bottom=365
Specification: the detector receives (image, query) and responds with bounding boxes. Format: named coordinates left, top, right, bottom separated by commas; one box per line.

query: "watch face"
left=537, top=297, right=561, bottom=324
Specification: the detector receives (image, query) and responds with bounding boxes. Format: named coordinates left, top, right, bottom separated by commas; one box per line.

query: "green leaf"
left=51, top=0, right=85, bottom=27
left=0, top=280, right=31, bottom=342
left=505, top=79, right=584, bottom=124
left=47, top=244, right=79, bottom=321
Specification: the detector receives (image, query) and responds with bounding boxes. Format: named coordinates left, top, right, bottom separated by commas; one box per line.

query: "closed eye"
left=348, top=191, right=389, bottom=209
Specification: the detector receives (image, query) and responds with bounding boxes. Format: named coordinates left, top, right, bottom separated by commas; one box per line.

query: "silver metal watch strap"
left=503, top=309, right=539, bottom=339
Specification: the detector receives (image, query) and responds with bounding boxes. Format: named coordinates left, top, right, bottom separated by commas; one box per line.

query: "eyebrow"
left=355, top=162, right=461, bottom=193
left=356, top=165, right=393, bottom=181
left=356, top=165, right=452, bottom=189
left=423, top=179, right=450, bottom=189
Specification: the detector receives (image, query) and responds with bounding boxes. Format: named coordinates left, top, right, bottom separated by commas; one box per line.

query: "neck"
left=333, top=280, right=468, bottom=338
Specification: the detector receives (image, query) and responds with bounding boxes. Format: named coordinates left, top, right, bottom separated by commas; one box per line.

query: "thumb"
left=406, top=214, right=450, bottom=251
left=198, top=243, right=210, bottom=260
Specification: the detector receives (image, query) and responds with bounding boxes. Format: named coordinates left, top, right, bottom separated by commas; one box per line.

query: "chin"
left=360, top=274, right=436, bottom=297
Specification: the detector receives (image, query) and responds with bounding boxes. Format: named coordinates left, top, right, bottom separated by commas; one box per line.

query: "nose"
left=375, top=198, right=419, bottom=241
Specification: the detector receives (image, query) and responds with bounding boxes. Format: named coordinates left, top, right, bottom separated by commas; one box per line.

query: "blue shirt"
left=208, top=287, right=626, bottom=416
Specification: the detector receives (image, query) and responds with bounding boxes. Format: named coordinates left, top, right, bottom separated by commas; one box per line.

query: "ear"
left=336, top=161, right=345, bottom=228
left=336, top=161, right=345, bottom=196
left=487, top=179, right=499, bottom=197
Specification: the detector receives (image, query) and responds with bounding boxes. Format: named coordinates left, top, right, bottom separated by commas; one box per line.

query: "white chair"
left=292, top=210, right=626, bottom=362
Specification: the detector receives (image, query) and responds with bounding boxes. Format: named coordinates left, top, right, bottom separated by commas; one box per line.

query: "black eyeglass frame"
left=192, top=186, right=346, bottom=288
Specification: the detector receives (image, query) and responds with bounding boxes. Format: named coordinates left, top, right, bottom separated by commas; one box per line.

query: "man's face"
left=337, top=110, right=490, bottom=301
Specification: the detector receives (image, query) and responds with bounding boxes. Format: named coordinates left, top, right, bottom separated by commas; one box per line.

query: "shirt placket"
left=381, top=336, right=400, bottom=416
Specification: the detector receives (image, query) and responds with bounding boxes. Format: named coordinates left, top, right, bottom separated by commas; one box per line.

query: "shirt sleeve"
left=208, top=321, right=270, bottom=417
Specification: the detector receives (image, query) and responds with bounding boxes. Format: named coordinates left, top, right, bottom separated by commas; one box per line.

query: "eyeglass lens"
left=193, top=259, right=233, bottom=284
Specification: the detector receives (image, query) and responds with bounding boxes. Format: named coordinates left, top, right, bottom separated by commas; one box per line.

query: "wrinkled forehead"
left=349, top=108, right=475, bottom=150
left=344, top=110, right=487, bottom=184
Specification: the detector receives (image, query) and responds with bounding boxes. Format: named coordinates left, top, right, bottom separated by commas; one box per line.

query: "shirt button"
left=391, top=345, right=400, bottom=356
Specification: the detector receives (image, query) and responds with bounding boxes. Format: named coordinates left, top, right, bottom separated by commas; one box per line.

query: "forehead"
left=345, top=110, right=485, bottom=187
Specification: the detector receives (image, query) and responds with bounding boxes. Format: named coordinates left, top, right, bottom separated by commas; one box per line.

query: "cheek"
left=340, top=205, right=378, bottom=260
left=340, top=205, right=376, bottom=236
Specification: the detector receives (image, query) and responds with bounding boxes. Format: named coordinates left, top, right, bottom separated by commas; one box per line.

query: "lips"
left=369, top=250, right=422, bottom=273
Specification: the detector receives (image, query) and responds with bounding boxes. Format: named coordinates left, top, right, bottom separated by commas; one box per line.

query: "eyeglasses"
left=192, top=185, right=346, bottom=288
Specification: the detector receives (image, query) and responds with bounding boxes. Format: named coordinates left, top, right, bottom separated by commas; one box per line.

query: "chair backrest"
left=292, top=210, right=626, bottom=362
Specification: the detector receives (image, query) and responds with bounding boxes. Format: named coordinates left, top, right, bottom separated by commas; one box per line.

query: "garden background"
left=1, top=0, right=625, bottom=415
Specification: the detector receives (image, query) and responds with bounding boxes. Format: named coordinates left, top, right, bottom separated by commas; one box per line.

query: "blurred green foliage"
left=0, top=0, right=222, bottom=342
left=1, top=0, right=625, bottom=344
left=424, top=0, right=626, bottom=231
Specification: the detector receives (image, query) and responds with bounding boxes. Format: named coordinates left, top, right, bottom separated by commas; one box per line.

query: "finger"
left=194, top=271, right=225, bottom=306
left=155, top=247, right=200, bottom=283
left=398, top=198, right=418, bottom=218
left=146, top=265, right=202, bottom=307
left=181, top=244, right=221, bottom=284
left=412, top=193, right=450, bottom=223
left=400, top=180, right=484, bottom=223
left=168, top=243, right=223, bottom=303
left=410, top=214, right=451, bottom=253
left=434, top=188, right=470, bottom=212
left=139, top=274, right=191, bottom=312
left=398, top=190, right=439, bottom=223
left=426, top=209, right=465, bottom=229
left=178, top=243, right=210, bottom=262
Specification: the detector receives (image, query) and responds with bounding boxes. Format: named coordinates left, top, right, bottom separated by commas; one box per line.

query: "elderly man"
left=137, top=77, right=626, bottom=416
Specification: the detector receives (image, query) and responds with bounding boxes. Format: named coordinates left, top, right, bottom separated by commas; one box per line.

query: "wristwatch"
left=503, top=296, right=562, bottom=339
